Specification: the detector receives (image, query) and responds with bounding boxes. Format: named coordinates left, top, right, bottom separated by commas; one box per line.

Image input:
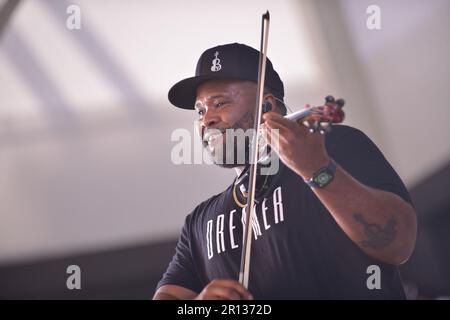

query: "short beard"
left=203, top=134, right=251, bottom=168
left=203, top=111, right=254, bottom=168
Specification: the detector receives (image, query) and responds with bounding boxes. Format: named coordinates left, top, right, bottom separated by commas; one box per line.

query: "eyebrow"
left=207, top=95, right=226, bottom=100
left=195, top=95, right=228, bottom=108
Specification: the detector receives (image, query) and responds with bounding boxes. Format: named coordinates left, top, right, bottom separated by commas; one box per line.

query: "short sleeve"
left=327, top=126, right=413, bottom=205
left=156, top=213, right=202, bottom=293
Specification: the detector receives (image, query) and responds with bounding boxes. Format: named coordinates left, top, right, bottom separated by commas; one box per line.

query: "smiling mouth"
left=208, top=133, right=224, bottom=145
left=203, top=130, right=226, bottom=145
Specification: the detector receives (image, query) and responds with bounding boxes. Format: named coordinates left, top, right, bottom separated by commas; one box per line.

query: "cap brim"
left=168, top=74, right=249, bottom=110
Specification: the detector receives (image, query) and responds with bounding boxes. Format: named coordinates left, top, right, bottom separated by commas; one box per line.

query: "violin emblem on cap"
left=211, top=51, right=222, bottom=72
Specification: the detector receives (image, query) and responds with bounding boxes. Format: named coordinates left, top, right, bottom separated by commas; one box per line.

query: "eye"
left=216, top=101, right=229, bottom=108
left=196, top=109, right=205, bottom=116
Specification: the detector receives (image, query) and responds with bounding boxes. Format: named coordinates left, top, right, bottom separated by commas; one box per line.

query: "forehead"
left=195, top=80, right=255, bottom=102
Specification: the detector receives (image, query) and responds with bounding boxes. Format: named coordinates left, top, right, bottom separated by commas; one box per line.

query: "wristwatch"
left=305, top=159, right=337, bottom=188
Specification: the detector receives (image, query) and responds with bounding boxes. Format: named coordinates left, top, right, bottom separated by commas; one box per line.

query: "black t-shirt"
left=157, top=125, right=413, bottom=299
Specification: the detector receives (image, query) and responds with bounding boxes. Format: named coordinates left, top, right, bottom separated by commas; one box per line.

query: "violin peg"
left=312, top=120, right=320, bottom=129
left=303, top=120, right=310, bottom=127
left=319, top=129, right=326, bottom=135
left=325, top=95, right=335, bottom=104
left=336, top=98, right=345, bottom=108
left=308, top=128, right=315, bottom=134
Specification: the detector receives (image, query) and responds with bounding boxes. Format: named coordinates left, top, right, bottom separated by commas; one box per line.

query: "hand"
left=262, top=110, right=330, bottom=180
left=195, top=279, right=254, bottom=300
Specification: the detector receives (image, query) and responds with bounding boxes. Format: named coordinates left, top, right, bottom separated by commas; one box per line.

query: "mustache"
left=202, top=123, right=247, bottom=141
left=201, top=127, right=229, bottom=141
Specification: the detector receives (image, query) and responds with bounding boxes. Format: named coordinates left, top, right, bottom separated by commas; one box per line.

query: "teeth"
left=208, top=133, right=221, bottom=142
left=204, top=132, right=223, bottom=143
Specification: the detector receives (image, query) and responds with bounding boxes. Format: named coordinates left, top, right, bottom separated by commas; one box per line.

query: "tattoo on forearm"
left=353, top=213, right=397, bottom=249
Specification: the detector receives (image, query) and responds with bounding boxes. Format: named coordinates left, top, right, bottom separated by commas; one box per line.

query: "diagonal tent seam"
left=2, top=29, right=75, bottom=122
left=43, top=0, right=156, bottom=119
left=0, top=0, right=21, bottom=39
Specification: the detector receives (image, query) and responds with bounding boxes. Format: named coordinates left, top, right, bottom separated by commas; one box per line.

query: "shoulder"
left=327, top=124, right=371, bottom=142
left=326, top=125, right=379, bottom=154
left=177, top=188, right=230, bottom=244
left=186, top=185, right=232, bottom=225
left=325, top=124, right=391, bottom=175
left=326, top=125, right=412, bottom=204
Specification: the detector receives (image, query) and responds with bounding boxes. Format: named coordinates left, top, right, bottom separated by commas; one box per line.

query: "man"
left=153, top=43, right=417, bottom=299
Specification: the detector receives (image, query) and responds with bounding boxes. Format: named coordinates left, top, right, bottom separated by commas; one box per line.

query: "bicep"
left=153, top=284, right=198, bottom=300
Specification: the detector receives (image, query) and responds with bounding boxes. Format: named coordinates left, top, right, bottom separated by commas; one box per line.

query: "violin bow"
left=238, top=10, right=270, bottom=289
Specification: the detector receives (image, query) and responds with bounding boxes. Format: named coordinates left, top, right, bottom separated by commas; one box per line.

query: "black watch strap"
left=305, top=159, right=337, bottom=188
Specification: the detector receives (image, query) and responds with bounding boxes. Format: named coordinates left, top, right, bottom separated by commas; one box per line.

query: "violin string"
left=274, top=97, right=294, bottom=114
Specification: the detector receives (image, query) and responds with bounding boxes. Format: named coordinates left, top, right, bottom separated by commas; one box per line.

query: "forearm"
left=153, top=291, right=180, bottom=300
left=153, top=285, right=198, bottom=300
left=297, top=161, right=417, bottom=265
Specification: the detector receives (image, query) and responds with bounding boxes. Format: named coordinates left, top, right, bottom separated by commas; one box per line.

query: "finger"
left=210, top=280, right=253, bottom=300
left=264, top=121, right=292, bottom=144
left=263, top=112, right=298, bottom=131
left=265, top=113, right=313, bottom=139
left=264, top=119, right=294, bottom=138
left=301, top=118, right=328, bottom=134
left=263, top=111, right=298, bottom=130
left=207, top=286, right=243, bottom=300
left=263, top=123, right=281, bottom=149
left=263, top=127, right=279, bottom=152
left=266, top=132, right=295, bottom=157
left=265, top=119, right=308, bottom=146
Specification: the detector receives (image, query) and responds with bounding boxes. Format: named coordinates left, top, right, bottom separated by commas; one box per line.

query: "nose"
left=201, top=107, right=221, bottom=130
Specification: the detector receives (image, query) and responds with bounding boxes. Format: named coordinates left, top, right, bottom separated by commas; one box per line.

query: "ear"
left=263, top=94, right=279, bottom=113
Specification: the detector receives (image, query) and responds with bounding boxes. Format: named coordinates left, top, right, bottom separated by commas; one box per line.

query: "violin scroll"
left=257, top=95, right=346, bottom=164
left=290, top=95, right=345, bottom=135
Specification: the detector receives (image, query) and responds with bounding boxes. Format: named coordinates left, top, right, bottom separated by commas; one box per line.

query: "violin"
left=235, top=94, right=346, bottom=194
left=238, top=11, right=346, bottom=289
left=257, top=95, right=345, bottom=165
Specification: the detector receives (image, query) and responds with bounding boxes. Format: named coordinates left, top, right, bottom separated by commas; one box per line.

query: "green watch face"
left=313, top=170, right=334, bottom=188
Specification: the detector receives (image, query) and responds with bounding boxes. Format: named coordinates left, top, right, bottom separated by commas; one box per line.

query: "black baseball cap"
left=168, top=43, right=284, bottom=109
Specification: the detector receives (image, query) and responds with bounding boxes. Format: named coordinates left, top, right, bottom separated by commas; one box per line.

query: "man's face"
left=195, top=80, right=257, bottom=168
